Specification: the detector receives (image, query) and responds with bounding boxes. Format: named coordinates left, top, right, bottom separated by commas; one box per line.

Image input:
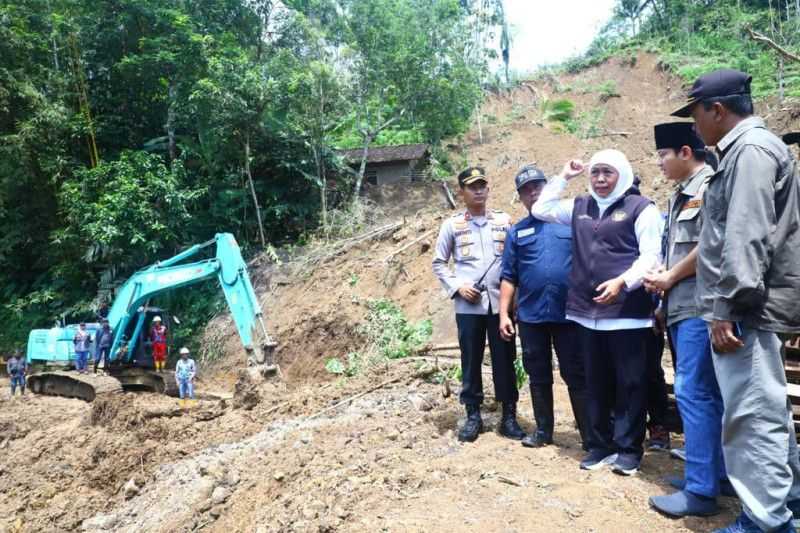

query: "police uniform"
left=432, top=167, right=521, bottom=442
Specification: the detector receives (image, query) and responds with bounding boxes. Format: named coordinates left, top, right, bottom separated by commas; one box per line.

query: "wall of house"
left=375, top=161, right=412, bottom=185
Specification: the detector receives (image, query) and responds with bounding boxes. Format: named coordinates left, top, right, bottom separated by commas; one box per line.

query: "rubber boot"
left=567, top=388, right=590, bottom=451
left=499, top=402, right=526, bottom=440
left=458, top=404, right=483, bottom=442
left=522, top=385, right=554, bottom=447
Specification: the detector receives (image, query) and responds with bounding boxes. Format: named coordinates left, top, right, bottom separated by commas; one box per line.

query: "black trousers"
left=645, top=328, right=669, bottom=429
left=518, top=321, right=585, bottom=391
left=456, top=313, right=518, bottom=406
left=579, top=326, right=649, bottom=457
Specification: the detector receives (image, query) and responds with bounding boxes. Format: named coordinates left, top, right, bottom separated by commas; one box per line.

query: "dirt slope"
left=3, top=53, right=799, bottom=533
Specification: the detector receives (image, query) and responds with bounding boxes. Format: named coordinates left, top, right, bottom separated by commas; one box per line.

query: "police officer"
left=645, top=122, right=728, bottom=518
left=498, top=164, right=588, bottom=449
left=432, top=166, right=524, bottom=443
left=675, top=69, right=800, bottom=533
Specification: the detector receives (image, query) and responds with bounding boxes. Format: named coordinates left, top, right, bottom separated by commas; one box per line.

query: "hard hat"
left=179, top=347, right=190, bottom=355
left=153, top=316, right=162, bottom=322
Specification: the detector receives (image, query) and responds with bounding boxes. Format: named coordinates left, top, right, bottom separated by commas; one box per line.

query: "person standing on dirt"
left=7, top=349, right=27, bottom=396
left=674, top=69, right=800, bottom=533
left=432, top=166, right=524, bottom=443
left=94, top=319, right=113, bottom=374
left=531, top=150, right=663, bottom=476
left=498, top=164, right=589, bottom=449
left=175, top=347, right=196, bottom=406
left=73, top=322, right=92, bottom=374
left=643, top=122, right=728, bottom=518
left=149, top=316, right=167, bottom=373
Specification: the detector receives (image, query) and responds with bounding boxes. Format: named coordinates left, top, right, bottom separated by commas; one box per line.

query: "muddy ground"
left=2, top=53, right=799, bottom=533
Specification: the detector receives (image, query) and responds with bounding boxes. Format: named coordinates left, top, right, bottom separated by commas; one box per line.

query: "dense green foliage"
left=568, top=0, right=800, bottom=98
left=0, top=0, right=501, bottom=352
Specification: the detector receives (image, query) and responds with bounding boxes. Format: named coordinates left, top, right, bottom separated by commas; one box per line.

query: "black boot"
left=498, top=402, right=526, bottom=440
left=522, top=385, right=554, bottom=448
left=458, top=404, right=483, bottom=442
left=567, top=388, right=590, bottom=451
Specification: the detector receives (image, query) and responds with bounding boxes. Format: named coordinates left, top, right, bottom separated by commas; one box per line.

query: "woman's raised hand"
left=560, top=159, right=586, bottom=180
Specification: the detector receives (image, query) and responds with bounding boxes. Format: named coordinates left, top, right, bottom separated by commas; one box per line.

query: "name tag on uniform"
left=517, top=227, right=536, bottom=238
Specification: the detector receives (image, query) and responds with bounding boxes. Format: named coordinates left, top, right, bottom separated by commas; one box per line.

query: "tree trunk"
left=779, top=57, right=785, bottom=102
left=352, top=134, right=373, bottom=203
left=244, top=135, right=267, bottom=249
left=166, top=80, right=177, bottom=164
left=312, top=145, right=327, bottom=230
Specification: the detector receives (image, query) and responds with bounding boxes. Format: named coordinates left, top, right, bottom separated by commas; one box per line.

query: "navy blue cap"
left=514, top=164, right=546, bottom=190
left=671, top=69, right=752, bottom=118
left=784, top=132, right=800, bottom=147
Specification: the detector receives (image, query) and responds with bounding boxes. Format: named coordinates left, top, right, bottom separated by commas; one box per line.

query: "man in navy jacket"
left=499, top=165, right=588, bottom=448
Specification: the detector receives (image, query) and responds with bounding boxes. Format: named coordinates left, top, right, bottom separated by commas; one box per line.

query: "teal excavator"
left=25, top=233, right=277, bottom=401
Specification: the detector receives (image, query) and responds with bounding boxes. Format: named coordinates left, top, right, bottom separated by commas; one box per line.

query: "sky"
left=503, top=0, right=617, bottom=74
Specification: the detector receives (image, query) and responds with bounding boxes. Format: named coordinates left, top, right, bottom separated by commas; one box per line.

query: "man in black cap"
left=432, top=166, right=524, bottom=443
left=498, top=164, right=588, bottom=449
left=645, top=122, right=730, bottom=518
left=674, top=69, right=800, bottom=533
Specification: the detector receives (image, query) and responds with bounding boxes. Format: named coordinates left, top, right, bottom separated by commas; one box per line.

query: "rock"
left=386, top=429, right=400, bottom=441
left=197, top=499, right=213, bottom=513
left=196, top=478, right=216, bottom=501
left=407, top=393, right=432, bottom=412
left=299, top=433, right=312, bottom=444
left=123, top=479, right=140, bottom=500
left=223, top=470, right=240, bottom=487
left=273, top=471, right=285, bottom=481
left=333, top=506, right=349, bottom=519
left=82, top=513, right=118, bottom=531
left=211, top=486, right=230, bottom=505
left=210, top=505, right=223, bottom=518
left=301, top=506, right=318, bottom=520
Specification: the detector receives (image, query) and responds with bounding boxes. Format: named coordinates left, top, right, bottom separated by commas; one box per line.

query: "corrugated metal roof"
left=338, top=143, right=429, bottom=164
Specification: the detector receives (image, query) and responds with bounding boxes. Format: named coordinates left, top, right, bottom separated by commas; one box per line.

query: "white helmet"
left=179, top=347, right=190, bottom=355
left=153, top=316, right=162, bottom=322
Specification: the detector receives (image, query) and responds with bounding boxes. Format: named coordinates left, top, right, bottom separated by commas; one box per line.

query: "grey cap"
left=515, top=164, right=547, bottom=190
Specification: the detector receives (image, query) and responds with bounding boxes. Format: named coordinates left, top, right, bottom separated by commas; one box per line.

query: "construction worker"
left=432, top=166, right=524, bottom=443
left=94, top=319, right=113, bottom=374
left=7, top=349, right=27, bottom=396
left=149, top=316, right=167, bottom=372
left=73, top=322, right=92, bottom=374
left=645, top=122, right=729, bottom=518
left=675, top=68, right=800, bottom=533
left=498, top=164, right=588, bottom=449
left=532, top=150, right=663, bottom=476
left=175, top=347, right=196, bottom=406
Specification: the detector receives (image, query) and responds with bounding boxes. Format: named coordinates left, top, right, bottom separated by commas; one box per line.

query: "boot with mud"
left=458, top=404, right=483, bottom=442
left=568, top=388, right=590, bottom=451
left=522, top=385, right=554, bottom=447
left=499, top=402, right=525, bottom=440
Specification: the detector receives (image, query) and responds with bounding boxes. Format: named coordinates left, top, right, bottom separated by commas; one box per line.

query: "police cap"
left=671, top=69, right=752, bottom=118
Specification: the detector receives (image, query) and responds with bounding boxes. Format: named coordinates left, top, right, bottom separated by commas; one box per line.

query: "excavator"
left=25, top=233, right=277, bottom=401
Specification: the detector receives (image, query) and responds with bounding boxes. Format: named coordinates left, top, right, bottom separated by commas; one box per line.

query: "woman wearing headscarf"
left=531, top=149, right=663, bottom=476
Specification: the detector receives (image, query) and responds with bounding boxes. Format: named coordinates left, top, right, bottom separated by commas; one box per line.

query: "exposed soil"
left=2, top=53, right=799, bottom=533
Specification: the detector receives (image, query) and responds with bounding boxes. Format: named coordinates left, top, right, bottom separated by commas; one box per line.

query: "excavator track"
left=28, top=371, right=123, bottom=401
left=28, top=368, right=181, bottom=401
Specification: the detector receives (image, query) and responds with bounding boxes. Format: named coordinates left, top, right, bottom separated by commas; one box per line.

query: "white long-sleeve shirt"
left=531, top=176, right=663, bottom=331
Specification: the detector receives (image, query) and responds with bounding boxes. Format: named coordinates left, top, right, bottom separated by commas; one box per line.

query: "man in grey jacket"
left=673, top=69, right=800, bottom=533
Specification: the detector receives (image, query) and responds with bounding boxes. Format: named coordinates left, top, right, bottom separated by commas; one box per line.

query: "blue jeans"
left=670, top=317, right=726, bottom=497
left=10, top=375, right=25, bottom=394
left=178, top=378, right=194, bottom=399
left=75, top=351, right=89, bottom=371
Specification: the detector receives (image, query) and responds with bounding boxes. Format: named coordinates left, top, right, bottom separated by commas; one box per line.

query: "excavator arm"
left=106, top=233, right=275, bottom=367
